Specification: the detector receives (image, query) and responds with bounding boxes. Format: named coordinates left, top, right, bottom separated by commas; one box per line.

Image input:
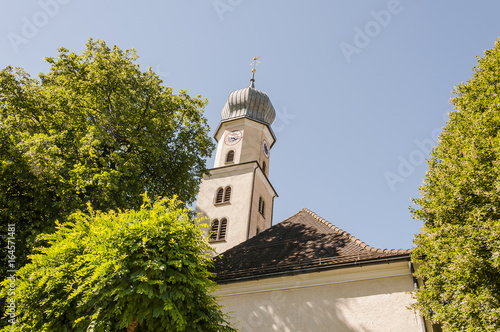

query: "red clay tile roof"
left=213, top=208, right=411, bottom=282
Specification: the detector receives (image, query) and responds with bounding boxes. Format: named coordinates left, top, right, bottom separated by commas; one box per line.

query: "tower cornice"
left=203, top=160, right=278, bottom=198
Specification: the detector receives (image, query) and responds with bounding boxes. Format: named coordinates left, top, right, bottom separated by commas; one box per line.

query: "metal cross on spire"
left=250, top=56, right=261, bottom=86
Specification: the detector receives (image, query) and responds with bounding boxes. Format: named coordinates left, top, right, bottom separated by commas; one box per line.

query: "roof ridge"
left=301, top=208, right=412, bottom=255
left=276, top=209, right=305, bottom=225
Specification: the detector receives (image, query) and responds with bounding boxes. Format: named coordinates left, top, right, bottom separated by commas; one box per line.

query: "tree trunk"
left=126, top=319, right=139, bottom=332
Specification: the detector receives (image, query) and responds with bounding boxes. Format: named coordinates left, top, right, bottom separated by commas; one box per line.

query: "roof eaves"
left=215, top=254, right=411, bottom=284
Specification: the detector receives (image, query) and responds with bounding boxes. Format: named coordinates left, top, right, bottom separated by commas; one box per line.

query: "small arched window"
left=210, top=219, right=219, bottom=241
left=219, top=219, right=228, bottom=240
left=226, top=150, right=235, bottom=163
left=209, top=218, right=228, bottom=241
left=256, top=227, right=260, bottom=235
left=224, top=186, right=231, bottom=202
left=215, top=188, right=224, bottom=204
left=262, top=161, right=267, bottom=174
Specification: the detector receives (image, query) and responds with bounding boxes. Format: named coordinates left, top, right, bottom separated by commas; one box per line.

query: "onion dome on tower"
left=221, top=58, right=276, bottom=125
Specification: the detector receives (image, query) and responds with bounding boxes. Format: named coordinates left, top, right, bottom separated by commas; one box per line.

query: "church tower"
left=196, top=70, right=278, bottom=254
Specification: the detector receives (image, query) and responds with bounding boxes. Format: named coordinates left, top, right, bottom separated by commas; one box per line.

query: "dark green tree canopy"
left=0, top=39, right=214, bottom=273
left=411, top=40, right=500, bottom=331
left=1, top=197, right=235, bottom=331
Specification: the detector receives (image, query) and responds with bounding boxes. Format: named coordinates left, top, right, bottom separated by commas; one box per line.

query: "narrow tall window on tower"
left=215, top=188, right=224, bottom=204
left=224, top=186, right=231, bottom=202
left=258, top=196, right=265, bottom=217
left=262, top=161, right=267, bottom=174
left=226, top=150, right=235, bottom=163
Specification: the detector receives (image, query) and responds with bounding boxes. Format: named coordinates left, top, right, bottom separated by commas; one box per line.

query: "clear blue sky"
left=2, top=1, right=500, bottom=249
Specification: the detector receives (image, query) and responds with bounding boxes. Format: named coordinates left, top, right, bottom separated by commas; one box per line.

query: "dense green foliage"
left=0, top=39, right=214, bottom=276
left=1, top=197, right=235, bottom=331
left=411, top=40, right=500, bottom=331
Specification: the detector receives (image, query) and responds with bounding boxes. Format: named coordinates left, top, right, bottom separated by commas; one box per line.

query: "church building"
left=196, top=70, right=432, bottom=331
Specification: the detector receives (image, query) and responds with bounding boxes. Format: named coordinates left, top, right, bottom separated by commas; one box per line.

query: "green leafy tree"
left=1, top=196, right=235, bottom=331
left=0, top=39, right=214, bottom=276
left=411, top=40, right=500, bottom=331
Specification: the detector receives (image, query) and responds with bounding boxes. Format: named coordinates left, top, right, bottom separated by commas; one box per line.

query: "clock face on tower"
left=224, top=130, right=242, bottom=146
left=263, top=139, right=270, bottom=158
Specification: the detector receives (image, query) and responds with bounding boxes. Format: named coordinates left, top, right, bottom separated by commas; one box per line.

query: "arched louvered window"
left=209, top=218, right=228, bottom=241
left=215, top=188, right=224, bottom=204
left=224, top=186, right=231, bottom=202
left=226, top=150, right=235, bottom=163
left=262, top=161, right=266, bottom=174
left=219, top=219, right=227, bottom=240
left=210, top=219, right=219, bottom=241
